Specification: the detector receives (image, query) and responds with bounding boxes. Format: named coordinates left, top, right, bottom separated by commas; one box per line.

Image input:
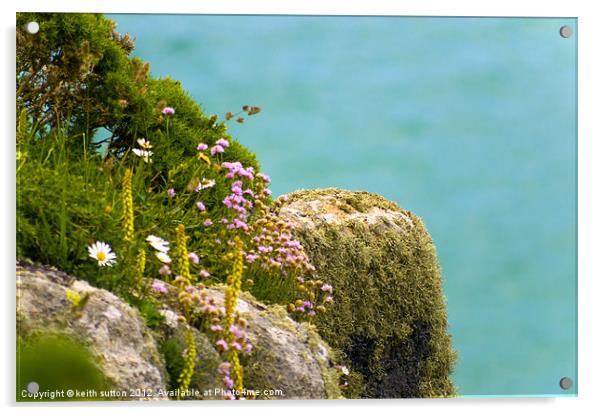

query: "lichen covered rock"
left=16, top=261, right=169, bottom=399
left=278, top=188, right=456, bottom=398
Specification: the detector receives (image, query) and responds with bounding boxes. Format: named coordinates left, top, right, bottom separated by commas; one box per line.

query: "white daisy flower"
left=199, top=178, right=216, bottom=190
left=146, top=235, right=170, bottom=253
left=88, top=241, right=117, bottom=267
left=133, top=148, right=153, bottom=163
left=155, top=251, right=172, bottom=264
left=137, top=138, right=152, bottom=150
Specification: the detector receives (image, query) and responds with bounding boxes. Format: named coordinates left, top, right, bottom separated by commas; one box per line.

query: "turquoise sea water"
left=111, top=15, right=577, bottom=397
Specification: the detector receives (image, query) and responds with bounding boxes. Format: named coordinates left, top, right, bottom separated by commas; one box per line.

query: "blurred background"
left=110, top=14, right=577, bottom=396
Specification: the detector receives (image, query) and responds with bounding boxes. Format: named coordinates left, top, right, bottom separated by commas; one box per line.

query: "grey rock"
left=17, top=262, right=169, bottom=400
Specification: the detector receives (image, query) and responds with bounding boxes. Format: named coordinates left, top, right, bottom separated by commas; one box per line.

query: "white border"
left=2, top=1, right=601, bottom=415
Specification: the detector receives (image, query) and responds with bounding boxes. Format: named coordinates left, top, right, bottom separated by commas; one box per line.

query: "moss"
left=17, top=331, right=114, bottom=401
left=305, top=324, right=343, bottom=399
left=283, top=189, right=457, bottom=398
left=259, top=304, right=300, bottom=334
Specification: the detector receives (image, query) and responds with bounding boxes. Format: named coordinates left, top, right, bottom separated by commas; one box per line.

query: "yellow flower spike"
left=174, top=224, right=192, bottom=287
left=135, top=248, right=146, bottom=290
left=177, top=328, right=197, bottom=398
left=121, top=169, right=134, bottom=243
left=223, top=236, right=245, bottom=395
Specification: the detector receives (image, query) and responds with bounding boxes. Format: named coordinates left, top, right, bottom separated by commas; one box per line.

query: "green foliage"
left=16, top=13, right=136, bottom=145
left=16, top=12, right=258, bottom=172
left=283, top=189, right=457, bottom=398
left=124, top=293, right=165, bottom=329
left=16, top=12, right=262, bottom=296
left=160, top=337, right=186, bottom=392
left=17, top=332, right=112, bottom=401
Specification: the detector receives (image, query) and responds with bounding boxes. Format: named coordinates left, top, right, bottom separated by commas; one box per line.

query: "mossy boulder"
left=278, top=188, right=456, bottom=398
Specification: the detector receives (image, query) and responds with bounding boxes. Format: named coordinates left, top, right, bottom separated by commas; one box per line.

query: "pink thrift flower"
left=325, top=296, right=334, bottom=304
left=217, top=362, right=231, bottom=375
left=167, top=188, right=176, bottom=198
left=158, top=265, right=172, bottom=276
left=223, top=376, right=234, bottom=389
left=196, top=201, right=206, bottom=211
left=229, top=324, right=244, bottom=338
left=216, top=339, right=228, bottom=351
left=188, top=252, right=199, bottom=264
left=151, top=281, right=168, bottom=294
left=211, top=324, right=223, bottom=332
left=233, top=218, right=249, bottom=231
left=231, top=342, right=243, bottom=351
left=203, top=219, right=213, bottom=227
left=246, top=254, right=259, bottom=263
left=162, top=106, right=175, bottom=116
left=216, top=138, right=230, bottom=148
left=258, top=246, right=273, bottom=254
left=244, top=343, right=253, bottom=353
left=210, top=145, right=225, bottom=156
left=321, top=283, right=333, bottom=293
left=257, top=173, right=271, bottom=184
left=197, top=142, right=208, bottom=151
left=200, top=269, right=211, bottom=279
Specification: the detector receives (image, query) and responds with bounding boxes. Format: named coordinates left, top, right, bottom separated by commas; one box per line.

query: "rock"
left=16, top=260, right=341, bottom=400
left=278, top=188, right=457, bottom=398
left=17, top=261, right=169, bottom=400
left=153, top=283, right=342, bottom=400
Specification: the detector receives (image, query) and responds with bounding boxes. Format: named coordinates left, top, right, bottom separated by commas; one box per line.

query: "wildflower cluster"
left=288, top=279, right=334, bottom=321
left=246, top=199, right=315, bottom=273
